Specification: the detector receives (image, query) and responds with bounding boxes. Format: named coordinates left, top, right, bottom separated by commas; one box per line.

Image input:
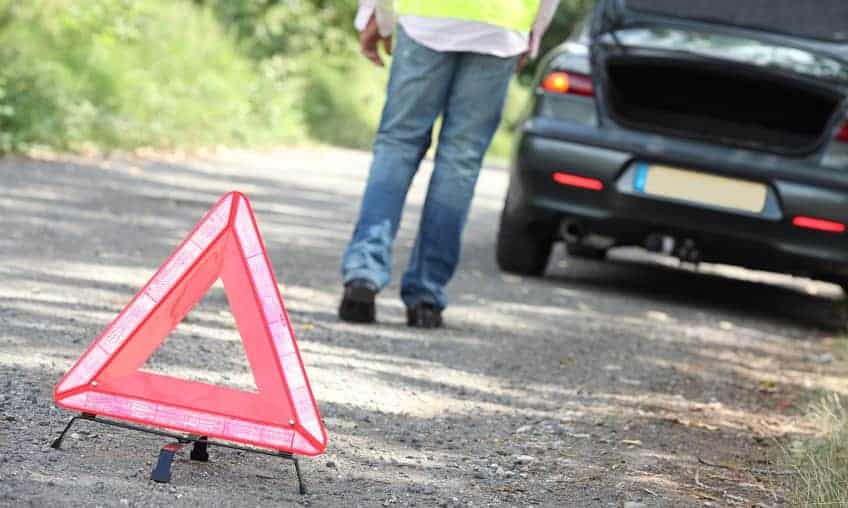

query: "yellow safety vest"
left=395, top=0, right=541, bottom=33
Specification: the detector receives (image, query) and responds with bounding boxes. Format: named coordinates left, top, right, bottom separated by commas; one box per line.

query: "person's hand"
left=517, top=52, right=529, bottom=73
left=517, top=31, right=532, bottom=73
left=360, top=14, right=393, bottom=67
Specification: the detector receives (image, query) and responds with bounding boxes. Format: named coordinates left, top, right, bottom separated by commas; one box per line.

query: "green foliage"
left=200, top=0, right=358, bottom=59
left=202, top=0, right=381, bottom=150
left=0, top=0, right=592, bottom=154
left=0, top=0, right=300, bottom=153
left=302, top=57, right=388, bottom=150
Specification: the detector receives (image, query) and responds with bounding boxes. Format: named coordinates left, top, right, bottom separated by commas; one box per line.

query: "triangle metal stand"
left=51, top=413, right=306, bottom=494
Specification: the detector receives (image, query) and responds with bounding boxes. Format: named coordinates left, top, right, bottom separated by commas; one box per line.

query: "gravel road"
left=1, top=148, right=846, bottom=507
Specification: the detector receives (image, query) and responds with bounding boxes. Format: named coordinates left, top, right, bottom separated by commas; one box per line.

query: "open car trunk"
left=590, top=0, right=848, bottom=155
left=604, top=56, right=842, bottom=154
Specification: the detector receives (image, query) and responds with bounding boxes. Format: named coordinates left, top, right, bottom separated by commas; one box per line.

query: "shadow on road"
left=1, top=151, right=845, bottom=506
left=546, top=247, right=846, bottom=331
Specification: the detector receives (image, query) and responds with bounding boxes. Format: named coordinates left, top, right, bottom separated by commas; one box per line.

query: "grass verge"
left=790, top=394, right=848, bottom=506
left=789, top=328, right=848, bottom=506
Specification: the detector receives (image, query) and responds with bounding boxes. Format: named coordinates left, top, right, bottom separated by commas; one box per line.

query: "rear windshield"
left=625, top=0, right=848, bottom=42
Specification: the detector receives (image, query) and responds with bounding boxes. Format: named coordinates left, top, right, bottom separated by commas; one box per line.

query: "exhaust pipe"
left=677, top=238, right=701, bottom=264
left=644, top=234, right=701, bottom=264
left=560, top=220, right=585, bottom=245
left=644, top=234, right=675, bottom=256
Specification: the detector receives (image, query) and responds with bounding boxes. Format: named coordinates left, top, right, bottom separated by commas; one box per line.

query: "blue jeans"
left=341, top=27, right=517, bottom=310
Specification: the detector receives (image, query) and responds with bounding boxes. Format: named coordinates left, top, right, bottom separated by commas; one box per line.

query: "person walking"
left=340, top=0, right=560, bottom=328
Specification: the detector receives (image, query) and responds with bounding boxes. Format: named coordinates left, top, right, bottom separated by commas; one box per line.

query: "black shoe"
left=338, top=279, right=378, bottom=323
left=406, top=302, right=443, bottom=329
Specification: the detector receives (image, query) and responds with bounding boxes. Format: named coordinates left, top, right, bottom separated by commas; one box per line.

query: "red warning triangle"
left=53, top=192, right=327, bottom=456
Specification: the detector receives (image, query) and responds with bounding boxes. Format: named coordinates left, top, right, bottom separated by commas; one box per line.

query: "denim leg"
left=341, top=28, right=457, bottom=289
left=401, top=52, right=517, bottom=310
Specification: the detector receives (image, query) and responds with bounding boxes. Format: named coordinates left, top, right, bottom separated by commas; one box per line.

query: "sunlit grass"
left=790, top=389, right=848, bottom=506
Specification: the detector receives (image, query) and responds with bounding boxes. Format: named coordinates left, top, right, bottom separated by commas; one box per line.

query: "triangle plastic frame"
left=53, top=192, right=327, bottom=456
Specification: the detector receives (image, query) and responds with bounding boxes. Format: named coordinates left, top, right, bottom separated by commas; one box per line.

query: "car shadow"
left=542, top=244, right=846, bottom=331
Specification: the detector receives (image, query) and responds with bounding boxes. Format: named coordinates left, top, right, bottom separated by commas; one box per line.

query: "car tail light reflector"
left=552, top=172, right=604, bottom=191
left=541, top=71, right=594, bottom=97
left=835, top=120, right=848, bottom=143
left=793, top=216, right=846, bottom=234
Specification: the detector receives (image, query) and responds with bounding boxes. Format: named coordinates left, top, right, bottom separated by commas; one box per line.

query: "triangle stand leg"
left=51, top=414, right=308, bottom=494
left=293, top=457, right=306, bottom=495
left=190, top=436, right=209, bottom=462
left=51, top=413, right=95, bottom=450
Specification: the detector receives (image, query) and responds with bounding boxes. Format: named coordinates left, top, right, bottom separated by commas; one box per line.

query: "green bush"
left=200, top=0, right=357, bottom=60
left=0, top=0, right=300, bottom=153
left=0, top=0, right=588, bottom=155
left=302, top=56, right=388, bottom=150
left=203, top=0, right=385, bottom=150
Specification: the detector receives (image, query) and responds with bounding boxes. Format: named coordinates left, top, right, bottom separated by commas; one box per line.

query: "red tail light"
left=541, top=71, right=594, bottom=97
left=552, top=172, right=604, bottom=191
left=793, top=216, right=846, bottom=234
left=835, top=120, right=848, bottom=143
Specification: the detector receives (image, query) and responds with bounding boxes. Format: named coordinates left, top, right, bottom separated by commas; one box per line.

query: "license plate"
left=634, top=164, right=768, bottom=214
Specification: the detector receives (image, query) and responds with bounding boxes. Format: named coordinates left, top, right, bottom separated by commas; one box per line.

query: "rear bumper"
left=510, top=119, right=848, bottom=281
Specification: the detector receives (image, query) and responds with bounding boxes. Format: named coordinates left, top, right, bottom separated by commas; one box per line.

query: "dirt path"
left=1, top=148, right=845, bottom=507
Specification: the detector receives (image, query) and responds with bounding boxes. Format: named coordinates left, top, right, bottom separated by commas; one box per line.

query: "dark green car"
left=499, top=0, right=848, bottom=291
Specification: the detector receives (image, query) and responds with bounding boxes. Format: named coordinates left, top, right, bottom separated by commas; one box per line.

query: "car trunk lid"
left=589, top=0, right=848, bottom=156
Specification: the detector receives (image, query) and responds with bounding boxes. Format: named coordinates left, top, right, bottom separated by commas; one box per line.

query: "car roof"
left=625, top=0, right=848, bottom=43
